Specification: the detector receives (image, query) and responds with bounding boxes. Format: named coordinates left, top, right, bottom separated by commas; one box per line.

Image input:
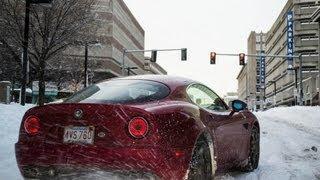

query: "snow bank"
left=257, top=106, right=320, bottom=136
left=0, top=103, right=33, bottom=180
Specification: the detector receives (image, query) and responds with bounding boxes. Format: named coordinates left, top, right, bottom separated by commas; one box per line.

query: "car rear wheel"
left=243, top=126, right=260, bottom=172
left=187, top=139, right=213, bottom=180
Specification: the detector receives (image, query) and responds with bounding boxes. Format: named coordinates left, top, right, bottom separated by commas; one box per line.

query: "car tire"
left=242, top=126, right=260, bottom=172
left=187, top=138, right=213, bottom=180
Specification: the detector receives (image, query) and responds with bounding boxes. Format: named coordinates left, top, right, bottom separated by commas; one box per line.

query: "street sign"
left=287, top=11, right=294, bottom=68
left=260, top=55, right=266, bottom=88
left=29, top=0, right=52, bottom=4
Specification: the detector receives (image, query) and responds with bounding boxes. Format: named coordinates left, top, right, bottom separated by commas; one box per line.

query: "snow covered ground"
left=0, top=104, right=319, bottom=180
left=0, top=103, right=34, bottom=180
left=218, top=106, right=320, bottom=180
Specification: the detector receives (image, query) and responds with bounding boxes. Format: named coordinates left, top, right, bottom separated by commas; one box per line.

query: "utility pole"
left=269, top=80, right=277, bottom=107
left=20, top=0, right=52, bottom=106
left=299, top=55, right=304, bottom=105
left=126, top=67, right=138, bottom=76
left=259, top=32, right=265, bottom=109
left=122, top=49, right=127, bottom=76
left=318, top=22, right=320, bottom=105
left=21, top=0, right=31, bottom=106
left=245, top=67, right=249, bottom=105
left=84, top=43, right=88, bottom=88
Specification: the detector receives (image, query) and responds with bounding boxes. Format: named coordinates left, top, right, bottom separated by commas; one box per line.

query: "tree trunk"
left=38, top=58, right=46, bottom=106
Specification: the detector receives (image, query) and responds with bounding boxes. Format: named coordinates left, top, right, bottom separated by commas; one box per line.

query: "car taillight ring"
left=24, top=115, right=41, bottom=135
left=128, top=117, right=149, bottom=139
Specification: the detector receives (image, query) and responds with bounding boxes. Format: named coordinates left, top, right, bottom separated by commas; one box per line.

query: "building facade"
left=265, top=0, right=320, bottom=107
left=63, top=0, right=164, bottom=84
left=237, top=31, right=267, bottom=111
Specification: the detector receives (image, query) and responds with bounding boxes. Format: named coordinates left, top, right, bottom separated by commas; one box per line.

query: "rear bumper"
left=15, top=142, right=192, bottom=180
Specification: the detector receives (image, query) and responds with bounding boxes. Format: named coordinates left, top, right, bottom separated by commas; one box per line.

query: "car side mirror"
left=229, top=100, right=247, bottom=116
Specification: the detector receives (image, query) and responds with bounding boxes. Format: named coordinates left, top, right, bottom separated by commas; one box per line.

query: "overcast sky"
left=124, top=0, right=287, bottom=96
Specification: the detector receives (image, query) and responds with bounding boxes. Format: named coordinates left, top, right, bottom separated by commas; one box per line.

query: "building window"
left=301, top=20, right=317, bottom=25
left=300, top=3, right=317, bottom=10
left=301, top=36, right=318, bottom=41
left=256, top=96, right=260, bottom=101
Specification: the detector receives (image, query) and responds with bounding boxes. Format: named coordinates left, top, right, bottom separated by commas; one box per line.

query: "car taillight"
left=24, top=116, right=40, bottom=135
left=128, top=117, right=149, bottom=139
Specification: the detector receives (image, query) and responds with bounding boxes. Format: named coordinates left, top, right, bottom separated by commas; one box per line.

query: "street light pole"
left=20, top=0, right=52, bottom=106
left=21, top=0, right=31, bottom=106
left=122, top=49, right=127, bottom=76
left=294, top=68, right=298, bottom=105
left=318, top=23, right=320, bottom=105
left=299, top=55, right=304, bottom=105
left=84, top=43, right=88, bottom=88
left=288, top=67, right=298, bottom=105
left=269, top=80, right=277, bottom=107
left=126, top=67, right=138, bottom=76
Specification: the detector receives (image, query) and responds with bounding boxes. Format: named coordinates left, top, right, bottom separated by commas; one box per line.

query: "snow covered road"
left=218, top=106, right=320, bottom=180
left=0, top=104, right=319, bottom=180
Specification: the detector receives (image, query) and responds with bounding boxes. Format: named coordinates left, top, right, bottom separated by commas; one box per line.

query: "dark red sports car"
left=15, top=75, right=260, bottom=180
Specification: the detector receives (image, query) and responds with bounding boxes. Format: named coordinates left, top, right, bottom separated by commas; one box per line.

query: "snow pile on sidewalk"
left=258, top=106, right=320, bottom=136
left=0, top=103, right=34, bottom=180
left=219, top=106, right=320, bottom=180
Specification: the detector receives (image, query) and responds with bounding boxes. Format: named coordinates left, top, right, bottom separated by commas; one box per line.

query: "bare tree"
left=0, top=0, right=97, bottom=105
left=46, top=54, right=89, bottom=91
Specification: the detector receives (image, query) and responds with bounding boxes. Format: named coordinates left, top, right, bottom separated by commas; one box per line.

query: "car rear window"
left=64, top=80, right=170, bottom=104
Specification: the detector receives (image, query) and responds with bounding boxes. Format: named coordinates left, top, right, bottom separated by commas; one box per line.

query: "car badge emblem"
left=74, top=109, right=83, bottom=119
left=98, top=132, right=106, bottom=138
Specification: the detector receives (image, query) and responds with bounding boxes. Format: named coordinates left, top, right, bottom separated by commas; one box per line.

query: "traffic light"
left=181, top=48, right=187, bottom=61
left=239, top=53, right=245, bottom=66
left=210, top=52, right=216, bottom=64
left=151, top=51, right=157, bottom=62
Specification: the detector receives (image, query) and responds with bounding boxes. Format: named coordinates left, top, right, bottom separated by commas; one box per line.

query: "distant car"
left=15, top=75, right=260, bottom=180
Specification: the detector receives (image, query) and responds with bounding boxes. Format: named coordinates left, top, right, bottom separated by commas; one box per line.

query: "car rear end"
left=15, top=102, right=192, bottom=180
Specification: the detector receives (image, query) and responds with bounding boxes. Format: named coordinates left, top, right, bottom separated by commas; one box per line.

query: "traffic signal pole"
left=20, top=0, right=52, bottom=106
left=121, top=48, right=187, bottom=76
left=21, top=0, right=31, bottom=106
left=84, top=43, right=88, bottom=88
left=212, top=52, right=304, bottom=106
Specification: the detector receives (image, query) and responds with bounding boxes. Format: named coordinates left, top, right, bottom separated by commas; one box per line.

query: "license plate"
left=63, top=126, right=95, bottom=144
